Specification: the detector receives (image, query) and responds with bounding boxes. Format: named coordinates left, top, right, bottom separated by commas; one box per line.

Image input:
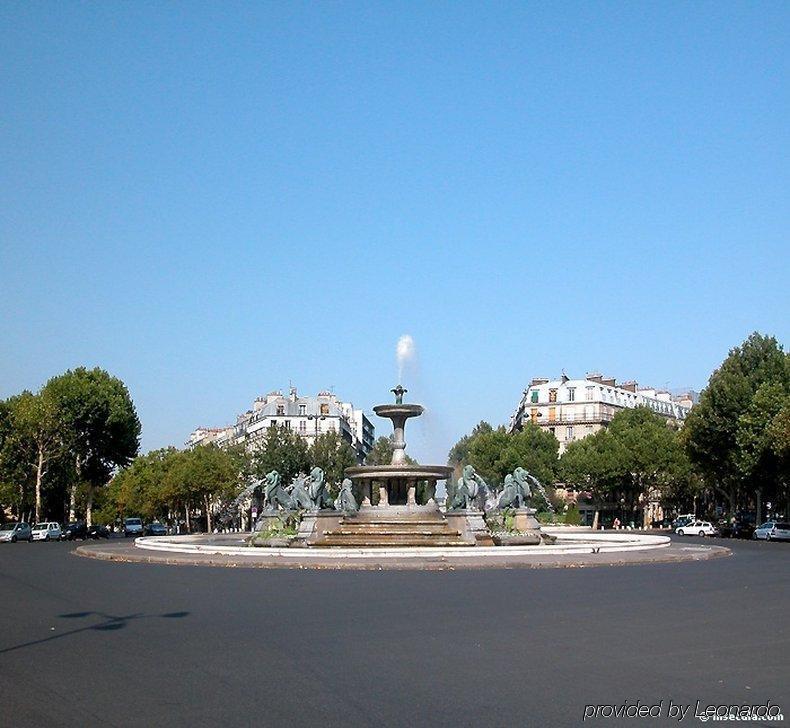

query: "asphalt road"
left=0, top=535, right=787, bottom=728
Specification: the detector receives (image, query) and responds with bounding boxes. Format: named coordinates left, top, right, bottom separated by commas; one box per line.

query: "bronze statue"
left=448, top=464, right=486, bottom=510
left=334, top=478, right=359, bottom=515
left=262, top=470, right=291, bottom=511
left=307, top=466, right=333, bottom=510
left=287, top=473, right=313, bottom=511
left=498, top=467, right=532, bottom=509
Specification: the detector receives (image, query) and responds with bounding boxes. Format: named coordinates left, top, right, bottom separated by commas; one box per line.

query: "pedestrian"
left=613, top=517, right=621, bottom=530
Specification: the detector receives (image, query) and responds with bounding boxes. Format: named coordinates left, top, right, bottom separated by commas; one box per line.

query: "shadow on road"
left=0, top=610, right=190, bottom=655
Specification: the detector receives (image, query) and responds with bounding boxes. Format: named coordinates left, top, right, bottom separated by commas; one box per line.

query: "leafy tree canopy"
left=308, top=430, right=357, bottom=492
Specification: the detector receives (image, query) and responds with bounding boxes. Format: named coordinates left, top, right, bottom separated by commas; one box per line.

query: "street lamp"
left=306, top=413, right=326, bottom=441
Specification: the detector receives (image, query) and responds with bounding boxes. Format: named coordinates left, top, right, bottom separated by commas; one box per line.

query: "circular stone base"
left=74, top=532, right=730, bottom=570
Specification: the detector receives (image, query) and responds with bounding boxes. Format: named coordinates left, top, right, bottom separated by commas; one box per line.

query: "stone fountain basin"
left=345, top=464, right=453, bottom=480
left=373, top=404, right=424, bottom=419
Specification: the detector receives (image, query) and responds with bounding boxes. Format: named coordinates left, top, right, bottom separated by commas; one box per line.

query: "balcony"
left=525, top=411, right=616, bottom=427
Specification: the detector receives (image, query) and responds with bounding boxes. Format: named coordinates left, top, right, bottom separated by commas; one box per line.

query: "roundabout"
left=75, top=530, right=729, bottom=569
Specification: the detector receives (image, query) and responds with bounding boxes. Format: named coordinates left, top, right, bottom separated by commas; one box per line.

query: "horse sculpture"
left=448, top=464, right=486, bottom=510
left=334, top=478, right=359, bottom=515
left=498, top=467, right=532, bottom=509
left=307, top=466, right=334, bottom=510
left=287, top=473, right=314, bottom=511
left=262, top=470, right=292, bottom=511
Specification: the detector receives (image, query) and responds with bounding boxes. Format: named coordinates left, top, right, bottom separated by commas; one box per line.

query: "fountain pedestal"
left=444, top=510, right=495, bottom=546
left=512, top=507, right=542, bottom=532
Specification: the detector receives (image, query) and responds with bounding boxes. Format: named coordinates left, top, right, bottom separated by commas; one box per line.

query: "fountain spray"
left=396, top=334, right=415, bottom=384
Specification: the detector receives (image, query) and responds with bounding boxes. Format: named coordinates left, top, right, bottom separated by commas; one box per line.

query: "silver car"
left=753, top=521, right=790, bottom=541
left=31, top=522, right=62, bottom=541
left=0, top=522, right=32, bottom=543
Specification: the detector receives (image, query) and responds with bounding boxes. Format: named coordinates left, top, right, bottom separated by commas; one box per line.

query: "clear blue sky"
left=2, top=2, right=788, bottom=464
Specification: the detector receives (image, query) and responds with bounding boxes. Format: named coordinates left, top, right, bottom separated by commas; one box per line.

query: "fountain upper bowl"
left=373, top=404, right=424, bottom=419
left=346, top=463, right=453, bottom=481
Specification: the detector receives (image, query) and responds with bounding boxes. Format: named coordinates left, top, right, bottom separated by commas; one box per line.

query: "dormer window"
left=276, top=405, right=285, bottom=416
left=567, top=387, right=576, bottom=402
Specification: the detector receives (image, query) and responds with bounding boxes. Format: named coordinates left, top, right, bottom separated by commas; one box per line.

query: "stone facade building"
left=509, top=373, right=696, bottom=528
left=187, top=387, right=374, bottom=463
left=509, top=372, right=694, bottom=454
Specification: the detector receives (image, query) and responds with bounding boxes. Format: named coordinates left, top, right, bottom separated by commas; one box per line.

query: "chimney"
left=601, top=377, right=616, bottom=387
left=586, top=372, right=603, bottom=383
left=621, top=380, right=638, bottom=393
left=530, top=377, right=549, bottom=386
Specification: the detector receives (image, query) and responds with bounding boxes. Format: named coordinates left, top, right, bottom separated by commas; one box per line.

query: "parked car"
left=0, top=522, right=32, bottom=543
left=676, top=520, right=718, bottom=537
left=753, top=522, right=790, bottom=541
left=671, top=514, right=696, bottom=530
left=144, top=522, right=168, bottom=536
left=123, top=517, right=144, bottom=537
left=61, top=521, right=88, bottom=541
left=717, top=519, right=755, bottom=539
left=31, top=522, right=62, bottom=541
left=87, top=524, right=110, bottom=540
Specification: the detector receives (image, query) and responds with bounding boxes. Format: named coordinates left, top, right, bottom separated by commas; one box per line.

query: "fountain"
left=344, top=385, right=452, bottom=508
left=303, top=385, right=481, bottom=547
left=126, top=384, right=679, bottom=565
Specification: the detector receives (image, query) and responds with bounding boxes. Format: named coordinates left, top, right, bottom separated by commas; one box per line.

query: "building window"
left=320, top=403, right=329, bottom=415
left=276, top=405, right=284, bottom=416
left=566, top=426, right=574, bottom=440
left=549, top=427, right=555, bottom=436
left=530, top=408, right=538, bottom=424
left=548, top=407, right=556, bottom=422
left=567, top=387, right=576, bottom=402
left=530, top=390, right=539, bottom=403
left=283, top=420, right=291, bottom=430
left=299, top=404, right=306, bottom=416
left=549, top=389, right=557, bottom=403
left=270, top=420, right=277, bottom=428
left=299, top=420, right=306, bottom=434
left=586, top=386, right=594, bottom=401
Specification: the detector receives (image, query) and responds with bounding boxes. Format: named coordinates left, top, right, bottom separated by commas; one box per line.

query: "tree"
left=10, top=390, right=65, bottom=522
left=366, top=435, right=417, bottom=466
left=251, top=424, right=309, bottom=487
left=162, top=445, right=241, bottom=532
left=308, top=430, right=357, bottom=494
left=366, top=436, right=395, bottom=466
left=0, top=394, right=37, bottom=518
left=684, top=332, right=789, bottom=515
left=561, top=407, right=697, bottom=528
left=466, top=424, right=559, bottom=488
left=447, top=421, right=493, bottom=471
left=44, top=368, right=141, bottom=525
left=102, top=447, right=179, bottom=524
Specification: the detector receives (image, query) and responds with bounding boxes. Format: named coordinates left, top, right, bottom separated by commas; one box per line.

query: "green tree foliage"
left=447, top=421, right=493, bottom=470
left=366, top=436, right=395, bottom=466
left=0, top=394, right=36, bottom=517
left=98, top=448, right=179, bottom=523
left=308, top=430, right=357, bottom=494
left=99, top=445, right=247, bottom=532
left=8, top=390, right=66, bottom=522
left=365, top=435, right=417, bottom=466
left=561, top=407, right=697, bottom=526
left=162, top=444, right=242, bottom=532
left=44, top=367, right=141, bottom=524
left=251, top=424, right=309, bottom=487
left=467, top=424, right=559, bottom=487
left=684, top=332, right=789, bottom=513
